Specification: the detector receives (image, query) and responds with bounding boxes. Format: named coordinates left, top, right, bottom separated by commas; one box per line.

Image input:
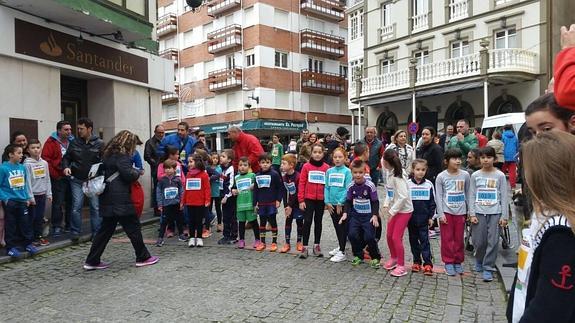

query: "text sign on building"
left=14, top=19, right=148, bottom=83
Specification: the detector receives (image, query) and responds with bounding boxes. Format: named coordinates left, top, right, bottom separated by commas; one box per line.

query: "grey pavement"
left=0, top=187, right=509, bottom=322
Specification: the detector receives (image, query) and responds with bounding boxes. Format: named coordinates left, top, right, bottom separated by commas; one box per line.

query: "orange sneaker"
left=423, top=265, right=433, bottom=276
left=202, top=229, right=211, bottom=238
left=412, top=263, right=421, bottom=272
left=270, top=243, right=278, bottom=252
left=256, top=243, right=266, bottom=251
left=296, top=242, right=303, bottom=252
left=363, top=249, right=372, bottom=261
left=280, top=244, right=291, bottom=253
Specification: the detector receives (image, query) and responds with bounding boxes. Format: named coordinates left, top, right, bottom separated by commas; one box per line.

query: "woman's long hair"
left=103, top=130, right=141, bottom=158
left=522, top=130, right=575, bottom=232
left=383, top=149, right=402, bottom=178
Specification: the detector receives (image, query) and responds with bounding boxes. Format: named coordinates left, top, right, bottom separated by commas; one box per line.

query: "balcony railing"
left=417, top=53, right=481, bottom=86
left=207, top=24, right=242, bottom=54
left=449, top=0, right=469, bottom=22
left=157, top=14, right=177, bottom=37
left=162, top=83, right=179, bottom=103
left=489, top=48, right=537, bottom=74
left=361, top=69, right=410, bottom=96
left=412, top=12, right=429, bottom=33
left=159, top=48, right=178, bottom=65
left=301, top=29, right=345, bottom=59
left=379, top=24, right=395, bottom=42
left=301, top=69, right=346, bottom=95
left=206, top=0, right=241, bottom=17
left=208, top=67, right=242, bottom=91
left=300, top=0, right=345, bottom=22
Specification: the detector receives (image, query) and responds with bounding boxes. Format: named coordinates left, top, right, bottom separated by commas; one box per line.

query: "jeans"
left=4, top=200, right=33, bottom=250
left=408, top=223, right=432, bottom=266
left=70, top=178, right=101, bottom=236
left=348, top=214, right=380, bottom=259
left=28, top=194, right=47, bottom=239
left=50, top=177, right=72, bottom=231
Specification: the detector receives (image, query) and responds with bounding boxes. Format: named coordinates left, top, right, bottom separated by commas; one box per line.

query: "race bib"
left=236, top=178, right=252, bottom=191
left=175, top=166, right=181, bottom=177
left=386, top=186, right=394, bottom=199
left=219, top=178, right=224, bottom=191
left=308, top=171, right=325, bottom=184
left=476, top=188, right=497, bottom=206
left=446, top=192, right=465, bottom=207
left=164, top=187, right=178, bottom=200
left=284, top=182, right=296, bottom=195
left=9, top=173, right=25, bottom=189
left=255, top=175, right=271, bottom=188
left=328, top=173, right=345, bottom=187
left=32, top=164, right=46, bottom=179
left=411, top=187, right=430, bottom=200
left=353, top=198, right=372, bottom=214
left=186, top=178, right=201, bottom=191
left=272, top=147, right=279, bottom=157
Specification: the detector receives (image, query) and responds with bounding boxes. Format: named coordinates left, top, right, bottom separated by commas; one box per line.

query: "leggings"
left=386, top=212, right=412, bottom=266
left=210, top=197, right=222, bottom=224
left=329, top=206, right=347, bottom=252
left=239, top=220, right=260, bottom=241
left=159, top=204, right=184, bottom=238
left=259, top=214, right=278, bottom=244
left=302, top=199, right=325, bottom=246
left=187, top=206, right=206, bottom=239
left=285, top=215, right=303, bottom=244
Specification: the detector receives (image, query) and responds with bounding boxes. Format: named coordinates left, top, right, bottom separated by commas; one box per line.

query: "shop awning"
left=201, top=119, right=307, bottom=134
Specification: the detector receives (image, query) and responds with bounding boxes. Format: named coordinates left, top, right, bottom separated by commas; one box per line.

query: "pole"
left=351, top=109, right=355, bottom=142
left=412, top=90, right=417, bottom=146
left=483, top=79, right=489, bottom=119
left=358, top=107, right=362, bottom=142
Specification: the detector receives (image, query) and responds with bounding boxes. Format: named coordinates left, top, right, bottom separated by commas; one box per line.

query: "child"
left=157, top=146, right=186, bottom=238
left=407, top=159, right=436, bottom=276
left=325, top=147, right=352, bottom=263
left=271, top=134, right=284, bottom=174
left=352, top=142, right=371, bottom=181
left=194, top=149, right=215, bottom=238
left=208, top=152, right=223, bottom=232
left=155, top=159, right=185, bottom=246
left=182, top=156, right=211, bottom=247
left=0, top=144, right=37, bottom=257
left=280, top=154, right=304, bottom=253
left=232, top=157, right=261, bottom=249
left=382, top=149, right=414, bottom=277
left=468, top=146, right=509, bottom=282
left=253, top=153, right=283, bottom=252
left=24, top=139, right=52, bottom=246
left=219, top=149, right=238, bottom=244
left=340, top=159, right=381, bottom=268
left=298, top=143, right=330, bottom=258
left=435, top=148, right=471, bottom=276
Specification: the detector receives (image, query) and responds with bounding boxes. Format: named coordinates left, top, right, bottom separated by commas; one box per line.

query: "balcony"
left=300, top=0, right=345, bottom=22
left=206, top=0, right=241, bottom=17
left=361, top=69, right=410, bottom=96
left=208, top=67, right=242, bottom=91
left=379, top=24, right=395, bottom=42
left=207, top=24, right=242, bottom=55
left=416, top=53, right=481, bottom=86
left=449, top=0, right=469, bottom=22
left=301, top=29, right=345, bottom=59
left=157, top=14, right=177, bottom=38
left=411, top=12, right=429, bottom=33
left=301, top=69, right=346, bottom=96
left=162, top=83, right=179, bottom=103
left=159, top=48, right=178, bottom=66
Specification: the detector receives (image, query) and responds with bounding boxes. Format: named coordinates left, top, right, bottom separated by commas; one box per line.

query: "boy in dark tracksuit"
left=407, top=159, right=436, bottom=275
left=253, top=153, right=283, bottom=252
left=155, top=160, right=185, bottom=246
left=219, top=150, right=237, bottom=244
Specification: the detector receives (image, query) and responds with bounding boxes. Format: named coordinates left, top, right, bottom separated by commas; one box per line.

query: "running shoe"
left=351, top=256, right=362, bottom=266
left=270, top=243, right=278, bottom=252
left=390, top=266, right=408, bottom=277
left=423, top=265, right=433, bottom=276
left=7, top=248, right=20, bottom=258
left=25, top=244, right=39, bottom=256
left=237, top=240, right=245, bottom=249
left=445, top=264, right=456, bottom=276
left=217, top=237, right=229, bottom=245
left=155, top=238, right=164, bottom=247
left=482, top=270, right=493, bottom=282
left=280, top=244, right=291, bottom=253
left=38, top=237, right=50, bottom=246
left=136, top=256, right=159, bottom=267
left=178, top=234, right=188, bottom=242
left=369, top=259, right=381, bottom=269
left=296, top=242, right=303, bottom=252
left=383, top=259, right=397, bottom=270
left=299, top=247, right=308, bottom=259
left=328, top=247, right=340, bottom=256
left=253, top=240, right=261, bottom=249
left=202, top=229, right=211, bottom=239
left=256, top=243, right=266, bottom=252
left=83, top=262, right=110, bottom=270
left=330, top=251, right=346, bottom=263
left=454, top=263, right=465, bottom=275
left=363, top=249, right=372, bottom=261
left=188, top=238, right=197, bottom=248
left=196, top=238, right=204, bottom=247
left=411, top=263, right=421, bottom=273
left=313, top=244, right=323, bottom=257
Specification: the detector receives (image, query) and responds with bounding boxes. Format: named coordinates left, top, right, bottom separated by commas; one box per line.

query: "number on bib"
left=186, top=178, right=201, bottom=191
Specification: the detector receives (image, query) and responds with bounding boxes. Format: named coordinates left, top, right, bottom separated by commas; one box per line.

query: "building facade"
left=157, top=0, right=350, bottom=151
left=351, top=0, right=567, bottom=143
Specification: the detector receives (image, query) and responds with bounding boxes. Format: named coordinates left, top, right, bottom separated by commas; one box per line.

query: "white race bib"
left=32, top=164, right=46, bottom=179
left=446, top=192, right=465, bottom=208
left=164, top=187, right=178, bottom=200
left=219, top=178, right=224, bottom=190
left=175, top=166, right=181, bottom=177
left=8, top=173, right=25, bottom=189
left=328, top=173, right=345, bottom=187
left=284, top=182, right=296, bottom=195
left=411, top=187, right=430, bottom=201
left=255, top=175, right=271, bottom=188
left=476, top=188, right=498, bottom=206
left=272, top=146, right=279, bottom=157
left=386, top=186, right=394, bottom=199
left=353, top=198, right=372, bottom=214
left=236, top=178, right=252, bottom=191
left=186, top=178, right=201, bottom=191
left=308, top=171, right=325, bottom=184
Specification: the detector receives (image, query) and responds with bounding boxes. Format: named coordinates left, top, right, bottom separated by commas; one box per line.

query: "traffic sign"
left=408, top=122, right=419, bottom=135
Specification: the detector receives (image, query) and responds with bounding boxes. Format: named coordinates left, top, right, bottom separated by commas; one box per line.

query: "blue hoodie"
left=502, top=130, right=519, bottom=162
left=0, top=161, right=32, bottom=203
left=324, top=165, right=352, bottom=206
left=157, top=134, right=197, bottom=172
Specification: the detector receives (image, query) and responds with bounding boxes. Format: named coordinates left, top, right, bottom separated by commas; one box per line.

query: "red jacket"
left=298, top=161, right=330, bottom=203
left=232, top=132, right=264, bottom=173
left=477, top=134, right=488, bottom=148
left=42, top=134, right=70, bottom=179
left=182, top=169, right=211, bottom=206
left=554, top=47, right=575, bottom=110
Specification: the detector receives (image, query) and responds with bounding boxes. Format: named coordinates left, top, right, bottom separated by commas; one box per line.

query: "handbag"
left=82, top=170, right=119, bottom=198
left=131, top=180, right=145, bottom=218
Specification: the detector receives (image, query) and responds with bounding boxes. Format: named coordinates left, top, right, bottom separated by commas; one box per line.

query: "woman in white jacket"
left=384, top=130, right=414, bottom=179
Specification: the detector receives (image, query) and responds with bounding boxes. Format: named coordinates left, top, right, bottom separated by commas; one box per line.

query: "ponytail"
left=383, top=149, right=402, bottom=178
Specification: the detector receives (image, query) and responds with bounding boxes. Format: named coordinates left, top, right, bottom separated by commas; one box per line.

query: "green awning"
left=202, top=119, right=307, bottom=134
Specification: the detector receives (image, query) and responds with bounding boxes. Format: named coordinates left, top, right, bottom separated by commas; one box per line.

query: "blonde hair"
left=103, top=130, right=140, bottom=157
left=522, top=130, right=575, bottom=232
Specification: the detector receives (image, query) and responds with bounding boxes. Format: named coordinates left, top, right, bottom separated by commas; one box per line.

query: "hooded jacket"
left=408, top=178, right=436, bottom=226
left=298, top=160, right=330, bottom=202
left=502, top=130, right=519, bottom=162
left=42, top=132, right=73, bottom=179
left=99, top=153, right=140, bottom=217
left=232, top=132, right=264, bottom=173
left=61, top=135, right=104, bottom=180
left=182, top=169, right=211, bottom=206
left=24, top=157, right=52, bottom=200
left=324, top=165, right=352, bottom=206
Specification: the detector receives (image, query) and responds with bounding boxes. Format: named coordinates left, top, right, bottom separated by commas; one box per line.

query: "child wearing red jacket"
left=298, top=143, right=330, bottom=259
left=182, top=156, right=210, bottom=248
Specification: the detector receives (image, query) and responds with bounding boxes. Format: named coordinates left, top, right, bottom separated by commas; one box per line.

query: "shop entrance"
left=60, top=76, right=87, bottom=134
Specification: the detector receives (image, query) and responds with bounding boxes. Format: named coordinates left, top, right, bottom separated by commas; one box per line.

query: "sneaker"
left=156, top=238, right=165, bottom=247
left=7, top=248, right=20, bottom=258
left=227, top=238, right=238, bottom=245
left=217, top=237, right=229, bottom=245
left=202, top=229, right=211, bottom=238
left=423, top=264, right=433, bottom=276
left=383, top=259, right=397, bottom=270
left=369, top=259, right=381, bottom=269
left=445, top=264, right=456, bottom=276
left=270, top=243, right=278, bottom=252
left=330, top=251, right=346, bottom=263
left=411, top=263, right=421, bottom=273
left=482, top=270, right=493, bottom=282
left=454, top=263, right=464, bottom=275
left=196, top=238, right=204, bottom=247
left=351, top=256, right=362, bottom=266
left=256, top=243, right=266, bottom=251
left=178, top=234, right=188, bottom=242
left=296, top=242, right=303, bottom=252
left=136, top=256, right=159, bottom=267
left=188, top=238, right=197, bottom=248
left=166, top=229, right=174, bottom=238
left=474, top=262, right=484, bottom=272
left=237, top=240, right=245, bottom=249
left=390, top=265, right=408, bottom=277
left=216, top=224, right=223, bottom=232
left=299, top=247, right=309, bottom=259
left=280, top=244, right=291, bottom=253
left=83, top=262, right=110, bottom=270
left=25, top=244, right=39, bottom=256
left=313, top=244, right=323, bottom=257
left=328, top=247, right=340, bottom=256
left=38, top=237, right=50, bottom=246
left=252, top=240, right=260, bottom=249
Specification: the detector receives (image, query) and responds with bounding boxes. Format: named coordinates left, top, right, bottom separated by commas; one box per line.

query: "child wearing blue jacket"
left=324, top=147, right=352, bottom=263
left=407, top=159, right=436, bottom=276
left=208, top=152, right=223, bottom=232
left=253, top=153, right=283, bottom=252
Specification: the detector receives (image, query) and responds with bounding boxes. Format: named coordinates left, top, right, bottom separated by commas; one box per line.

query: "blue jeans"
left=348, top=214, right=380, bottom=260
left=28, top=194, right=47, bottom=239
left=70, top=178, right=101, bottom=236
left=4, top=200, right=33, bottom=250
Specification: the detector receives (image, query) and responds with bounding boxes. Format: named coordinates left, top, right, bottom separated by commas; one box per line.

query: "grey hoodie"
left=24, top=157, right=52, bottom=201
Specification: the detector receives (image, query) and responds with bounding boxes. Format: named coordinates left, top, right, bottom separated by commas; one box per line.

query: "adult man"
left=296, top=129, right=310, bottom=157
left=447, top=119, right=478, bottom=166
left=228, top=126, right=264, bottom=172
left=439, top=124, right=454, bottom=152
left=360, top=127, right=384, bottom=186
left=62, top=118, right=104, bottom=239
left=144, top=125, right=165, bottom=215
left=42, top=121, right=74, bottom=236
left=501, top=124, right=519, bottom=189
left=474, top=127, right=488, bottom=148
left=157, top=121, right=197, bottom=172
left=554, top=24, right=575, bottom=110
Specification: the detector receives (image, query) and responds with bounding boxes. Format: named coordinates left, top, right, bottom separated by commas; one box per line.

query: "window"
left=308, top=18, right=325, bottom=32
left=379, top=59, right=395, bottom=74
left=359, top=10, right=364, bottom=37
left=495, top=28, right=517, bottom=49
left=350, top=59, right=364, bottom=68
left=184, top=29, right=194, bottom=47
left=203, top=22, right=213, bottom=41
left=350, top=9, right=363, bottom=40
left=381, top=3, right=392, bottom=26
left=413, top=0, right=427, bottom=15
left=226, top=55, right=236, bottom=69
left=413, top=50, right=430, bottom=66
left=275, top=51, right=288, bottom=68
left=162, top=105, right=178, bottom=121
left=340, top=65, right=348, bottom=78
left=451, top=40, right=470, bottom=58
left=495, top=0, right=515, bottom=5
left=204, top=61, right=214, bottom=79
left=274, top=9, right=289, bottom=30
left=246, top=51, right=255, bottom=67
left=184, top=65, right=196, bottom=83
left=308, top=58, right=323, bottom=73
left=225, top=14, right=235, bottom=25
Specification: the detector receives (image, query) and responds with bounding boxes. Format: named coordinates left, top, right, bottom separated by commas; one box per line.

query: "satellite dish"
left=185, top=0, right=204, bottom=9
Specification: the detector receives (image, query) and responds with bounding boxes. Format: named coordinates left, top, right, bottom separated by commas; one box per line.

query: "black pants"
left=50, top=177, right=72, bottom=230
left=187, top=206, right=206, bottom=239
left=329, top=207, right=347, bottom=253
left=151, top=174, right=158, bottom=209
left=85, top=215, right=151, bottom=265
left=348, top=215, right=381, bottom=260
left=159, top=204, right=184, bottom=238
left=259, top=213, right=278, bottom=244
left=210, top=197, right=222, bottom=224
left=222, top=196, right=238, bottom=240
left=4, top=200, right=33, bottom=250
left=239, top=220, right=260, bottom=240
left=285, top=215, right=303, bottom=244
left=408, top=223, right=432, bottom=266
left=302, top=199, right=324, bottom=246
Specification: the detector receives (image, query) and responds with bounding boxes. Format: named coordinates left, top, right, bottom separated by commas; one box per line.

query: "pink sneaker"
left=390, top=265, right=408, bottom=277
left=136, top=256, right=159, bottom=267
left=238, top=240, right=245, bottom=249
left=253, top=240, right=261, bottom=249
left=383, top=259, right=397, bottom=270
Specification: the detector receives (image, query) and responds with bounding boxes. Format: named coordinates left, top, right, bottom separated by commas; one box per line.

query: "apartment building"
left=346, top=0, right=365, bottom=141
left=351, top=0, right=571, bottom=143
left=157, top=0, right=350, bottom=150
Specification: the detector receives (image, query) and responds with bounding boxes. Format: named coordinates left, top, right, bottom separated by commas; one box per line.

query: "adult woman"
left=385, top=130, right=415, bottom=179
left=298, top=133, right=318, bottom=165
left=486, top=131, right=504, bottom=169
left=83, top=130, right=158, bottom=270
left=415, top=127, right=443, bottom=183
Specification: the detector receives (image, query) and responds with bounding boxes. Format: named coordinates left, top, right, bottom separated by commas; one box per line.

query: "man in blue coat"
left=157, top=121, right=197, bottom=173
left=501, top=124, right=519, bottom=189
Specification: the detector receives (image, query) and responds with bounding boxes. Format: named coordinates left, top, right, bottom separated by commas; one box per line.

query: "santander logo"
left=39, top=33, right=62, bottom=57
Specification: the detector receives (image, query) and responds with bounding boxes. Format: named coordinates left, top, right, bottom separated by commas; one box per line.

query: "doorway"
left=61, top=76, right=87, bottom=133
